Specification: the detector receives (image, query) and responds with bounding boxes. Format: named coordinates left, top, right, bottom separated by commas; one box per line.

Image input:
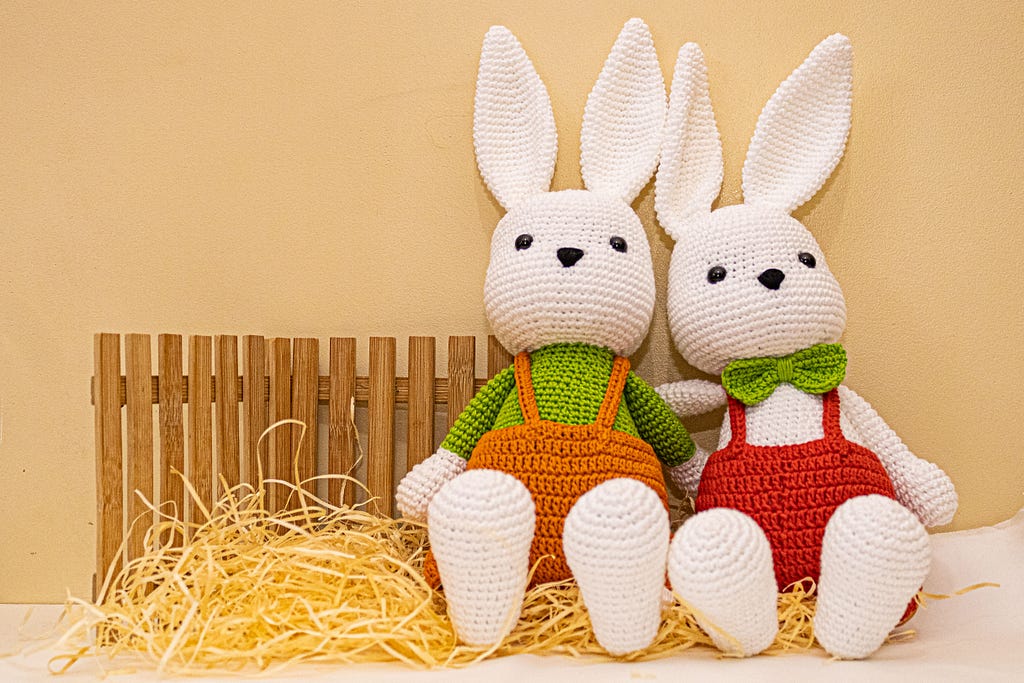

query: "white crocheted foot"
left=563, top=478, right=669, bottom=655
left=815, top=494, right=930, bottom=659
left=668, top=508, right=778, bottom=656
left=428, top=469, right=535, bottom=647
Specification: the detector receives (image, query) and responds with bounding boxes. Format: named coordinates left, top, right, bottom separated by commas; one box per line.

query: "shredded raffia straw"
left=49, top=475, right=821, bottom=675
left=50, top=422, right=978, bottom=676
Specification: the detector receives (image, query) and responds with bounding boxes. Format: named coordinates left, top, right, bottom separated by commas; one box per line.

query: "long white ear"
left=580, top=18, right=666, bottom=203
left=473, top=26, right=558, bottom=210
left=742, top=34, right=853, bottom=213
left=655, top=42, right=724, bottom=242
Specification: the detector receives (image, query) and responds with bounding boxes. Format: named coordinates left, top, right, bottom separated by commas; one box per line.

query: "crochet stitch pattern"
left=654, top=35, right=957, bottom=659
left=440, top=343, right=692, bottom=465
left=721, top=343, right=847, bottom=405
left=397, top=19, right=695, bottom=655
left=697, top=390, right=896, bottom=588
left=424, top=353, right=669, bottom=588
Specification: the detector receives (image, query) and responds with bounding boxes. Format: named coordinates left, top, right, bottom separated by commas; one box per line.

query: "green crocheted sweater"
left=440, top=343, right=694, bottom=467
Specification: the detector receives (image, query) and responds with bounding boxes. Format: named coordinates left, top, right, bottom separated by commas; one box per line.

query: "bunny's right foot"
left=563, top=478, right=670, bottom=655
left=668, top=508, right=778, bottom=656
left=815, top=495, right=930, bottom=659
left=428, top=470, right=535, bottom=647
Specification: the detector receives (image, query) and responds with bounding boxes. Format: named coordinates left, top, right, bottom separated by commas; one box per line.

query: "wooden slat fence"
left=91, top=333, right=512, bottom=598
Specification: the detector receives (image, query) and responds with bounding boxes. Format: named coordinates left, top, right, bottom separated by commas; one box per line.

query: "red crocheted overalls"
left=424, top=354, right=669, bottom=587
left=696, top=389, right=897, bottom=590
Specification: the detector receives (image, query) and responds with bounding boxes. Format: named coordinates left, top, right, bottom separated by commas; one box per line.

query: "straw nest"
left=51, top=472, right=922, bottom=676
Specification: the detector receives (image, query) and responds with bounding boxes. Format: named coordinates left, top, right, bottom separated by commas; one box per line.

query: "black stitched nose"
left=758, top=268, right=785, bottom=290
left=557, top=247, right=585, bottom=268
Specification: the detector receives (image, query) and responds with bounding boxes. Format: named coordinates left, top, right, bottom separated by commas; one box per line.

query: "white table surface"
left=3, top=509, right=1022, bottom=682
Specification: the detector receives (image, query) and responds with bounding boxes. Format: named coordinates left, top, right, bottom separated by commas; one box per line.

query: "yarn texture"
left=427, top=470, right=535, bottom=647
left=564, top=479, right=670, bottom=656
left=697, top=390, right=896, bottom=588
left=441, top=343, right=692, bottom=466
left=721, top=343, right=847, bottom=405
left=429, top=352, right=671, bottom=587
left=668, top=508, right=778, bottom=656
left=396, top=18, right=691, bottom=654
left=654, top=34, right=957, bottom=659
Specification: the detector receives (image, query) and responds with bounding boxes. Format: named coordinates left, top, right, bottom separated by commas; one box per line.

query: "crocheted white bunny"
left=654, top=35, right=958, bottom=659
left=396, top=19, right=696, bottom=655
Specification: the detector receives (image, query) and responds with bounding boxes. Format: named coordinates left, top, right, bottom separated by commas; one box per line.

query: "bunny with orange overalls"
left=396, top=20, right=695, bottom=656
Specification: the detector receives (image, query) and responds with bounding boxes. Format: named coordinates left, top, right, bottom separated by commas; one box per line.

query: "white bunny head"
left=476, top=19, right=666, bottom=356
left=656, top=36, right=853, bottom=374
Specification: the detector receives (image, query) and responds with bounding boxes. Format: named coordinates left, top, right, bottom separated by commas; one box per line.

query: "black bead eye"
left=515, top=234, right=533, bottom=250
left=609, top=236, right=628, bottom=253
left=707, top=266, right=727, bottom=283
left=798, top=252, right=817, bottom=268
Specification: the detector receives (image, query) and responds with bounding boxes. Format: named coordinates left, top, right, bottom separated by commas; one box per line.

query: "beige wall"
left=1, top=1, right=1021, bottom=602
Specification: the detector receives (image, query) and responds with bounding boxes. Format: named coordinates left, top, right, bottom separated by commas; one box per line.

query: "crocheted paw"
left=655, top=379, right=727, bottom=417
left=883, top=455, right=958, bottom=528
left=428, top=470, right=534, bottom=647
left=815, top=495, right=930, bottom=659
left=563, top=478, right=669, bottom=655
left=395, top=447, right=466, bottom=523
left=836, top=386, right=958, bottom=528
left=665, top=445, right=709, bottom=499
left=668, top=508, right=778, bottom=656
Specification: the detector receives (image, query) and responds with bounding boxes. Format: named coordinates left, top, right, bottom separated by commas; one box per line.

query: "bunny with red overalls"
left=654, top=36, right=958, bottom=659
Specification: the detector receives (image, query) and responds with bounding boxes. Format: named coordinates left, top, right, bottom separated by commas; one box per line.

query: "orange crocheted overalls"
left=697, top=390, right=898, bottom=588
left=424, top=352, right=669, bottom=588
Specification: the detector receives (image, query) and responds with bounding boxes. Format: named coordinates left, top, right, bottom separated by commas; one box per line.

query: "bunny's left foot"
left=563, top=478, right=670, bottom=655
left=428, top=470, right=535, bottom=647
left=815, top=495, right=930, bottom=659
left=667, top=508, right=778, bottom=656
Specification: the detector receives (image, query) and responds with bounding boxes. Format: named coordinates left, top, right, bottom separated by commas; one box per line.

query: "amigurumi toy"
left=653, top=35, right=958, bottom=659
left=395, top=19, right=695, bottom=655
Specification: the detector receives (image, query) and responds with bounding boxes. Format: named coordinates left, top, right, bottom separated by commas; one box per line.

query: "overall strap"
left=596, top=357, right=631, bottom=431
left=513, top=352, right=541, bottom=424
left=726, top=396, right=748, bottom=447
left=820, top=389, right=844, bottom=444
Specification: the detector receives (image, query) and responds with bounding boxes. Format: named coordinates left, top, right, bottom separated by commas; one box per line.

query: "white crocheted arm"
left=395, top=448, right=467, bottom=523
left=837, top=385, right=958, bottom=527
left=665, top=444, right=711, bottom=499
left=655, top=379, right=727, bottom=417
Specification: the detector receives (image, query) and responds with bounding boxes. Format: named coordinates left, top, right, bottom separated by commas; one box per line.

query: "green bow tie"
left=721, top=344, right=847, bottom=406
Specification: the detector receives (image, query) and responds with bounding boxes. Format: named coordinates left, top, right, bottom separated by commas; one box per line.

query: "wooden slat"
left=447, top=336, right=476, bottom=430
left=187, top=335, right=213, bottom=530
left=93, top=333, right=123, bottom=599
left=158, top=334, right=184, bottom=532
left=242, top=336, right=267, bottom=486
left=215, top=335, right=240, bottom=493
left=487, top=335, right=513, bottom=379
left=268, top=338, right=292, bottom=511
left=314, top=376, right=491, bottom=404
left=367, top=337, right=396, bottom=516
left=125, top=334, right=154, bottom=562
left=291, top=338, right=319, bottom=500
left=407, top=336, right=435, bottom=472
left=102, top=372, right=497, bottom=406
left=328, top=338, right=356, bottom=507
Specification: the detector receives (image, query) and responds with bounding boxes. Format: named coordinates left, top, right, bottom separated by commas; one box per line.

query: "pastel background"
left=1, top=0, right=1021, bottom=602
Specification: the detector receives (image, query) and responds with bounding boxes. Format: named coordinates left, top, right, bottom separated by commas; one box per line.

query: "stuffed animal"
left=396, top=19, right=695, bottom=655
left=653, top=35, right=958, bottom=659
